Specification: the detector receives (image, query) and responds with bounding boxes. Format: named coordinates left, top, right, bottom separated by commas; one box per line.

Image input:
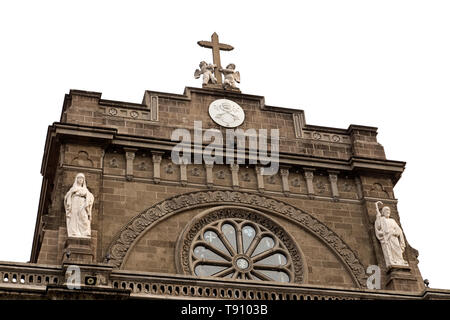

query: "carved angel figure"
left=220, top=63, right=240, bottom=89
left=374, top=201, right=408, bottom=268
left=64, top=173, right=94, bottom=238
left=194, top=61, right=217, bottom=85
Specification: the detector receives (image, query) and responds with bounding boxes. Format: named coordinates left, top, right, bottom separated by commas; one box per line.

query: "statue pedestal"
left=385, top=265, right=419, bottom=291
left=202, top=83, right=241, bottom=93
left=63, top=237, right=94, bottom=264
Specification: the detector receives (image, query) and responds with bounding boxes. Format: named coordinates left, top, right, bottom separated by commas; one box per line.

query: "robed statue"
left=374, top=201, right=408, bottom=268
left=64, top=173, right=94, bottom=238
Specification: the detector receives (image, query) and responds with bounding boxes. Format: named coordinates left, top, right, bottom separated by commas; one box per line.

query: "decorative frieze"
left=302, top=131, right=351, bottom=144
left=100, top=106, right=153, bottom=122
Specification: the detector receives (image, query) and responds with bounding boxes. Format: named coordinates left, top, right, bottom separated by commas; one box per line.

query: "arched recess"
left=104, top=190, right=367, bottom=287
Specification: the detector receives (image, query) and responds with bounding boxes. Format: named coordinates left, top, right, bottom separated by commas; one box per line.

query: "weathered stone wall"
left=32, top=87, right=423, bottom=292
left=61, top=89, right=383, bottom=160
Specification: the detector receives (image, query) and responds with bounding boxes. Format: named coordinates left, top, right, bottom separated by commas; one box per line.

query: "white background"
left=0, top=1, right=449, bottom=290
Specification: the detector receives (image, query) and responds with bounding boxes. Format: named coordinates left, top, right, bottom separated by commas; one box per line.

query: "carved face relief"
left=76, top=176, right=84, bottom=186
left=382, top=207, right=391, bottom=218
left=209, top=99, right=245, bottom=128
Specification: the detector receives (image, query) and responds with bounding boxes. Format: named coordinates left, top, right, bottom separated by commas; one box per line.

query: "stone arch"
left=104, top=190, right=367, bottom=287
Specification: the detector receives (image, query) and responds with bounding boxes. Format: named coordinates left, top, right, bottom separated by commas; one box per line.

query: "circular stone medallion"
left=208, top=99, right=245, bottom=128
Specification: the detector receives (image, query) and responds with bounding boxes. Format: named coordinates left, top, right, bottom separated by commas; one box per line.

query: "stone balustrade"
left=3, top=261, right=449, bottom=300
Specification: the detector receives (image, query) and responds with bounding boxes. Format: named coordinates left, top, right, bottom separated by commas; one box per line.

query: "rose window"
left=190, top=218, right=295, bottom=283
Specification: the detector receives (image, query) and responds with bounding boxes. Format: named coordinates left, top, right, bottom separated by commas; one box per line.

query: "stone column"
left=255, top=166, right=265, bottom=193
left=205, top=162, right=214, bottom=188
left=230, top=163, right=240, bottom=190
left=328, top=170, right=340, bottom=201
left=280, top=167, right=290, bottom=196
left=152, top=152, right=164, bottom=184
left=124, top=148, right=137, bottom=181
left=303, top=168, right=315, bottom=198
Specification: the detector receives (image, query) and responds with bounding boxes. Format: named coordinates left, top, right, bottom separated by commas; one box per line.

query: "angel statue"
left=220, top=63, right=240, bottom=89
left=374, top=201, right=409, bottom=268
left=64, top=173, right=94, bottom=238
left=194, top=61, right=217, bottom=85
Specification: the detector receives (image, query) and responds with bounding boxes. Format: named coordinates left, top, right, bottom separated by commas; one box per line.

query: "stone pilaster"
left=205, top=162, right=214, bottom=188
left=255, top=166, right=265, bottom=193
left=180, top=162, right=187, bottom=186
left=328, top=170, right=339, bottom=201
left=152, top=152, right=163, bottom=184
left=304, top=168, right=315, bottom=198
left=280, top=167, right=290, bottom=196
left=230, top=163, right=239, bottom=190
left=124, top=148, right=137, bottom=181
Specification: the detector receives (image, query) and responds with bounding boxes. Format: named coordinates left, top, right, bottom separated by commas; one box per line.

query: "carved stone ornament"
left=64, top=173, right=94, bottom=238
left=191, top=167, right=201, bottom=176
left=316, top=181, right=326, bottom=194
left=267, top=175, right=276, bottom=184
left=208, top=99, right=245, bottom=128
left=138, top=162, right=146, bottom=171
left=175, top=207, right=304, bottom=283
left=292, top=178, right=300, bottom=187
left=109, top=158, right=119, bottom=168
left=104, top=190, right=367, bottom=287
left=165, top=164, right=174, bottom=174
left=216, top=170, right=225, bottom=179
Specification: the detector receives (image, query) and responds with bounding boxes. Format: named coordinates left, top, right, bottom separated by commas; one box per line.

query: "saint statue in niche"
left=374, top=201, right=408, bottom=268
left=64, top=173, right=94, bottom=238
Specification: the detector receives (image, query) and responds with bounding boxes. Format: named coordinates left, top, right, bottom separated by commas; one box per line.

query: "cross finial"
left=197, top=32, right=234, bottom=85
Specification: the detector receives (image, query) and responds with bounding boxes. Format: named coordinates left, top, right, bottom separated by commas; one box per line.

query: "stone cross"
left=197, top=32, right=234, bottom=85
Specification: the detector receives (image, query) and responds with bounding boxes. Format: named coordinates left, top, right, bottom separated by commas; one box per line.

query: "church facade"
left=1, top=35, right=449, bottom=300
